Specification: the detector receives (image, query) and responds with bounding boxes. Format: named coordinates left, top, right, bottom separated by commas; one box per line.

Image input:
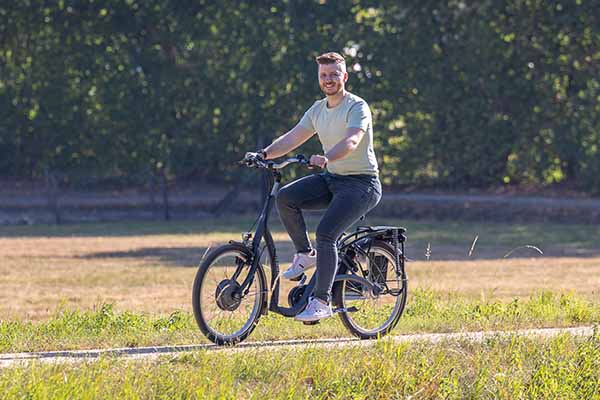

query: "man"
left=249, top=52, right=381, bottom=322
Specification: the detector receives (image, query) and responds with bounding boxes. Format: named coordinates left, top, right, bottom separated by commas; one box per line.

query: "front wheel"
left=333, top=240, right=407, bottom=339
left=192, top=243, right=267, bottom=345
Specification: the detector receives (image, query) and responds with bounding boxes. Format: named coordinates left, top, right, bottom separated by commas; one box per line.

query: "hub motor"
left=215, top=280, right=242, bottom=311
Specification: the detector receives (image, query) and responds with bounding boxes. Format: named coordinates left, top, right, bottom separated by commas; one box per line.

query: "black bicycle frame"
left=338, top=226, right=407, bottom=278
left=237, top=168, right=399, bottom=318
left=337, top=226, right=408, bottom=294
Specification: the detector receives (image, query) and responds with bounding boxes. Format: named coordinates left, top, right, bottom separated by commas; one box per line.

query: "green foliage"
left=1, top=291, right=599, bottom=353
left=1, top=334, right=600, bottom=398
left=1, top=1, right=599, bottom=191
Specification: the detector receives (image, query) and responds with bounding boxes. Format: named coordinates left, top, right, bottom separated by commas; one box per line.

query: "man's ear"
left=343, top=71, right=349, bottom=82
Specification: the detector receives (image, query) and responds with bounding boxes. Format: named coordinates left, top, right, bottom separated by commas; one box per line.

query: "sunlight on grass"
left=2, top=332, right=599, bottom=399
left=1, top=290, right=599, bottom=353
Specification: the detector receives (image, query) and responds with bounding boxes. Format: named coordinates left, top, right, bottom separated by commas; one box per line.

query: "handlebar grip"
left=295, top=154, right=310, bottom=165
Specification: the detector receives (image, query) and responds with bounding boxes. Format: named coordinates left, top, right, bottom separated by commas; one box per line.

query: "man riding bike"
left=246, top=52, right=381, bottom=322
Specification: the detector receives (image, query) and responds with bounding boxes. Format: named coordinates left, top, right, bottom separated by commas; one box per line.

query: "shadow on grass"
left=4, top=215, right=600, bottom=260
left=404, top=242, right=600, bottom=260
left=78, top=246, right=212, bottom=267
left=78, top=239, right=600, bottom=268
left=79, top=241, right=298, bottom=268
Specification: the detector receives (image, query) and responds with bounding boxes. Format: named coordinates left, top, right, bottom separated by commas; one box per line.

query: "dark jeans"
left=276, top=172, right=382, bottom=303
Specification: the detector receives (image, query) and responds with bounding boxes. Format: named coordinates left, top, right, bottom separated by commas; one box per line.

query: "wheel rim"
left=341, top=245, right=405, bottom=335
left=197, top=249, right=263, bottom=340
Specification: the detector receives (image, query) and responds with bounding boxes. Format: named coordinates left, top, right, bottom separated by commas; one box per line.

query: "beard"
left=320, top=81, right=343, bottom=96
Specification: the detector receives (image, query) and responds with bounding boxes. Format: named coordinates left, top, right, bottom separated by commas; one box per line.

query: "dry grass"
left=407, top=258, right=600, bottom=299
left=1, top=218, right=599, bottom=321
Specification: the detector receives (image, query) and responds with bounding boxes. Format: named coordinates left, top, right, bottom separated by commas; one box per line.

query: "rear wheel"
left=192, top=244, right=267, bottom=345
left=333, top=240, right=407, bottom=339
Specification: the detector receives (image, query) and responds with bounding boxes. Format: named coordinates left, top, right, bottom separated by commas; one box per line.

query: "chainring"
left=287, top=285, right=307, bottom=307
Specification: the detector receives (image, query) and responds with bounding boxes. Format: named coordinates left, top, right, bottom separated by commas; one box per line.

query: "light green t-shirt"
left=299, top=92, right=379, bottom=176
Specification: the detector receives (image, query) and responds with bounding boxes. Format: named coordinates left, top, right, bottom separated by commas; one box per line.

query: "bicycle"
left=192, top=153, right=408, bottom=345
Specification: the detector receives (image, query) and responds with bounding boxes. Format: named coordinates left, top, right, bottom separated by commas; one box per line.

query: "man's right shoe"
left=294, top=297, right=333, bottom=322
left=282, top=250, right=317, bottom=279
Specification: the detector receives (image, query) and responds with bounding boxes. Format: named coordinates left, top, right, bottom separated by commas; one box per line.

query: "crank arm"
left=333, top=306, right=358, bottom=313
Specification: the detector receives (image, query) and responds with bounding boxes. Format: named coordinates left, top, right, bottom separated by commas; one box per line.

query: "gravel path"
left=1, top=325, right=595, bottom=368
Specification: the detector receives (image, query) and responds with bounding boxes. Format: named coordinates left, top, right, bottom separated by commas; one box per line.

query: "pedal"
left=333, top=307, right=359, bottom=313
left=302, top=320, right=320, bottom=326
left=289, top=273, right=306, bottom=282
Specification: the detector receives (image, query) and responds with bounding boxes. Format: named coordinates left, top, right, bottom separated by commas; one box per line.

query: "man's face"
left=318, top=62, right=347, bottom=96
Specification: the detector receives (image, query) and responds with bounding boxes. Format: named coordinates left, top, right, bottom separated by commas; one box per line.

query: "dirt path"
left=1, top=326, right=595, bottom=369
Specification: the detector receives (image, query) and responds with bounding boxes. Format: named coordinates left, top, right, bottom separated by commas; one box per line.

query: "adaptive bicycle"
left=192, top=154, right=408, bottom=345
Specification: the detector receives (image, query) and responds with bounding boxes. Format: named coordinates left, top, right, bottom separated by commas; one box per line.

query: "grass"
left=0, top=216, right=599, bottom=352
left=2, top=218, right=600, bottom=397
left=2, top=215, right=599, bottom=255
left=2, top=332, right=600, bottom=399
left=1, top=290, right=599, bottom=353
left=1, top=216, right=599, bottom=321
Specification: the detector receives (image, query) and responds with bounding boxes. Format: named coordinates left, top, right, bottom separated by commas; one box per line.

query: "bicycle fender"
left=227, top=240, right=254, bottom=257
left=333, top=274, right=375, bottom=291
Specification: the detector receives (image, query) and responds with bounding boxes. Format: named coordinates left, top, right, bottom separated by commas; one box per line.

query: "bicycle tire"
left=192, top=243, right=267, bottom=345
left=333, top=240, right=407, bottom=339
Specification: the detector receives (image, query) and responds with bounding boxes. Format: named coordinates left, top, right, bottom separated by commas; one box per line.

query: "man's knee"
left=316, top=224, right=337, bottom=244
left=276, top=184, right=294, bottom=210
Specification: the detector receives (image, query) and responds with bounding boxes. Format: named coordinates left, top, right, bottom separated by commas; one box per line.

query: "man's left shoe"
left=294, top=297, right=333, bottom=322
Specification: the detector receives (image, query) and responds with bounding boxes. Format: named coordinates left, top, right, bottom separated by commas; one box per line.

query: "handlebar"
left=240, top=154, right=311, bottom=170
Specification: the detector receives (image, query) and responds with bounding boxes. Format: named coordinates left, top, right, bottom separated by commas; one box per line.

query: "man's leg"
left=276, top=174, right=332, bottom=253
left=312, top=177, right=382, bottom=303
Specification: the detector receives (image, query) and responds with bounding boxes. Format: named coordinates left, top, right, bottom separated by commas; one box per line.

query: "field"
left=1, top=216, right=600, bottom=398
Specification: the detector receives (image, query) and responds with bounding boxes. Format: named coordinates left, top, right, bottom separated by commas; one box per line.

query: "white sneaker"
left=295, top=297, right=333, bottom=322
left=282, top=250, right=317, bottom=280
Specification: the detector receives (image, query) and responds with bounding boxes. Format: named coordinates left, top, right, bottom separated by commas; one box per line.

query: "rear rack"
left=339, top=226, right=406, bottom=248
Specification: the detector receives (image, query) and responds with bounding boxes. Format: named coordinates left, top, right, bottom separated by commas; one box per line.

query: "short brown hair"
left=315, top=52, right=346, bottom=66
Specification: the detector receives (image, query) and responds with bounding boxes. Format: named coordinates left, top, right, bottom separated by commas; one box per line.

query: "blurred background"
left=1, top=1, right=599, bottom=223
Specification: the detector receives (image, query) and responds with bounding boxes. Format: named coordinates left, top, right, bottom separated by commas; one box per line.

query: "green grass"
left=2, top=216, right=598, bottom=257
left=2, top=332, right=599, bottom=399
left=2, top=218, right=599, bottom=397
left=401, top=219, right=600, bottom=258
left=0, top=216, right=258, bottom=238
left=2, top=290, right=599, bottom=353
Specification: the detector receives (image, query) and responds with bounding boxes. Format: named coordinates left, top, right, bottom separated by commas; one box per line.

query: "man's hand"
left=244, top=150, right=265, bottom=161
left=241, top=151, right=265, bottom=167
left=309, top=154, right=328, bottom=168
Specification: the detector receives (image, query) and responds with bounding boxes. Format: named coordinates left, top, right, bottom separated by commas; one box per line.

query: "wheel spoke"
left=338, top=244, right=406, bottom=337
left=193, top=247, right=265, bottom=343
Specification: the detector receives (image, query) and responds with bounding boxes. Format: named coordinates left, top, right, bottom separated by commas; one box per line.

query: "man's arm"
left=310, top=127, right=365, bottom=167
left=311, top=100, right=371, bottom=167
left=325, top=127, right=365, bottom=162
left=263, top=124, right=315, bottom=159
